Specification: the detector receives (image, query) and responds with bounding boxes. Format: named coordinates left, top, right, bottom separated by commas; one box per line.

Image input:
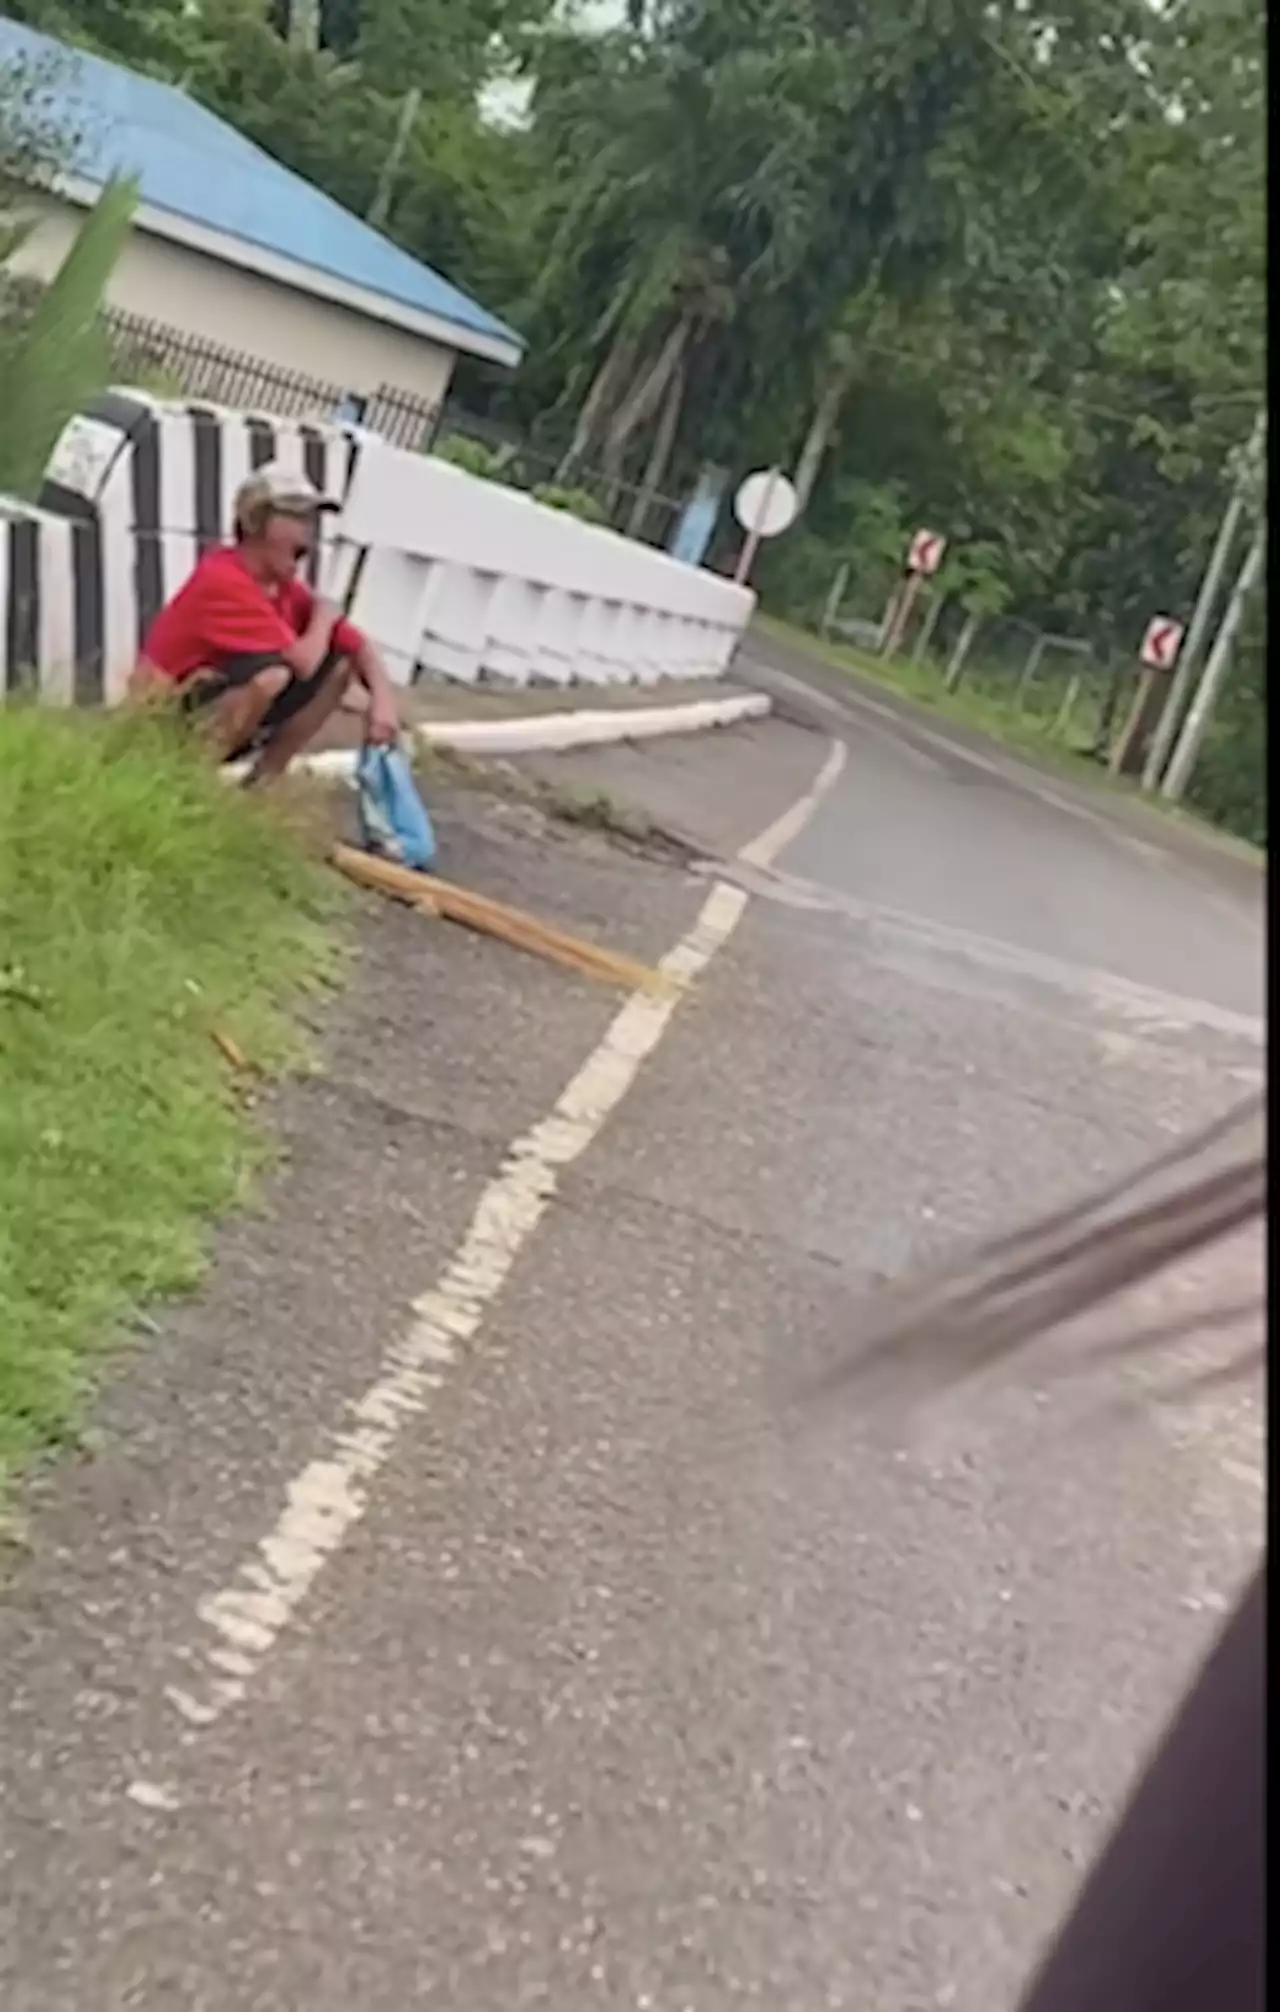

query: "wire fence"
left=823, top=571, right=1135, bottom=758
left=104, top=310, right=440, bottom=450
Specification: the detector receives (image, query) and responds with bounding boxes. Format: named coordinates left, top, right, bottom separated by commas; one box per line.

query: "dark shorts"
left=179, top=648, right=347, bottom=758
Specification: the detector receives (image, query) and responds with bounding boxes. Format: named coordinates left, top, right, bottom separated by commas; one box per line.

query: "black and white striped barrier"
left=2, top=392, right=362, bottom=703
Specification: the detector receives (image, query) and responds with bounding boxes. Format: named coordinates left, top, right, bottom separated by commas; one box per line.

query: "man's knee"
left=252, top=663, right=292, bottom=703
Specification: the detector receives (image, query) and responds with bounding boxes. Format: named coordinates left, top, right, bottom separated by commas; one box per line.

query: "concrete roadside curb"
left=421, top=690, right=772, bottom=755
left=277, top=690, right=774, bottom=781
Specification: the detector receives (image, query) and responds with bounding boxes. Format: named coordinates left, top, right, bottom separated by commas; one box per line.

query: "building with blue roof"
left=0, top=18, right=524, bottom=434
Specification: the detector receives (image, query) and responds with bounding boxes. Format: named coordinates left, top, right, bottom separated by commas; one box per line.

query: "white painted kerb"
left=251, top=691, right=773, bottom=783
left=424, top=693, right=771, bottom=755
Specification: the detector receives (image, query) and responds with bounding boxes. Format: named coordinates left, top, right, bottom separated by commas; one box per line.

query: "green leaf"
left=0, top=175, right=138, bottom=499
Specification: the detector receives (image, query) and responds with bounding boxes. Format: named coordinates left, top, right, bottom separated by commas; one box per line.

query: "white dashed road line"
left=166, top=738, right=848, bottom=1730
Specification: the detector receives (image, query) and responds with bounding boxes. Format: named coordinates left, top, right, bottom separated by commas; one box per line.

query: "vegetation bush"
left=0, top=706, right=340, bottom=1480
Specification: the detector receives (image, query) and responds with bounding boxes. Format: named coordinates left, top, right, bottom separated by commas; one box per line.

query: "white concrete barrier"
left=332, top=433, right=751, bottom=692
left=0, top=393, right=754, bottom=703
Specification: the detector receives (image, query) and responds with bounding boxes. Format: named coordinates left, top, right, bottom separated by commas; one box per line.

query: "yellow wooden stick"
left=330, top=844, right=677, bottom=995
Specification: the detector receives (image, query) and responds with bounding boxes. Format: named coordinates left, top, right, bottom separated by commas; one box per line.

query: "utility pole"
left=880, top=570, right=922, bottom=657
left=732, top=469, right=780, bottom=586
left=1142, top=406, right=1266, bottom=792
left=367, top=87, right=422, bottom=232
left=1160, top=515, right=1266, bottom=803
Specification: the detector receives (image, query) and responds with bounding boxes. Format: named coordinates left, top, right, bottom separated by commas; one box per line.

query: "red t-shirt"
left=141, top=545, right=364, bottom=682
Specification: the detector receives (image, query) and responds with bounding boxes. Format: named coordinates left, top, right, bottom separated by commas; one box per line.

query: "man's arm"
left=292, top=583, right=398, bottom=741
left=149, top=562, right=332, bottom=679
left=288, top=588, right=370, bottom=689
left=350, top=633, right=399, bottom=744
left=285, top=598, right=341, bottom=679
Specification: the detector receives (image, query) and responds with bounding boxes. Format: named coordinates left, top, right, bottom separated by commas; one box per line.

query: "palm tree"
left=536, top=38, right=824, bottom=495
left=792, top=301, right=862, bottom=514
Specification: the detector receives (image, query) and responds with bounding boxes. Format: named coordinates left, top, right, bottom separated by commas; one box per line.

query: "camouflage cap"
left=232, top=459, right=338, bottom=534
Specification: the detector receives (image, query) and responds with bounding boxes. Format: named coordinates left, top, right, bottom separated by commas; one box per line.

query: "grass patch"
left=537, top=780, right=658, bottom=846
left=0, top=706, right=344, bottom=1486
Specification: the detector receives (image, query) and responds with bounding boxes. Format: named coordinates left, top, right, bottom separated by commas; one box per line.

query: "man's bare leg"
left=196, top=667, right=291, bottom=762
left=251, top=656, right=355, bottom=780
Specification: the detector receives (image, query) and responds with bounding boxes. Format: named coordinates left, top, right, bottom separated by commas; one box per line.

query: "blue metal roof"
left=0, top=18, right=523, bottom=358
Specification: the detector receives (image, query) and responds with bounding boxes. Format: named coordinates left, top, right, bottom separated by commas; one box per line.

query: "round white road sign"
left=733, top=468, right=799, bottom=540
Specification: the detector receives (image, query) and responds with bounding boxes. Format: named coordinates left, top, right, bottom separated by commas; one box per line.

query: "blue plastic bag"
left=355, top=739, right=437, bottom=872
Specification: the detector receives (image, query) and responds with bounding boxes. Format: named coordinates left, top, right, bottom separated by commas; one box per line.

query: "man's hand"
left=362, top=696, right=398, bottom=752
left=126, top=658, right=166, bottom=705
left=285, top=596, right=343, bottom=679
left=355, top=639, right=400, bottom=745
left=364, top=683, right=400, bottom=746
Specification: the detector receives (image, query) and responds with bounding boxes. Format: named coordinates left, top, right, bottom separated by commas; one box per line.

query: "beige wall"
left=14, top=193, right=458, bottom=410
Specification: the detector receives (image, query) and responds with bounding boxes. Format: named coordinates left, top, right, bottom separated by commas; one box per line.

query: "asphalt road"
left=0, top=659, right=1264, bottom=2011
left=737, top=627, right=1265, bottom=1019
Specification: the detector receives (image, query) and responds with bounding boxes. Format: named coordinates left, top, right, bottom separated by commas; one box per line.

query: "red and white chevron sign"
left=906, top=528, right=947, bottom=576
left=1140, top=615, right=1184, bottom=672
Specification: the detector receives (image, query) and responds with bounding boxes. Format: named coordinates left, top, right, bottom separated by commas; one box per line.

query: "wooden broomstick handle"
left=330, top=844, right=678, bottom=996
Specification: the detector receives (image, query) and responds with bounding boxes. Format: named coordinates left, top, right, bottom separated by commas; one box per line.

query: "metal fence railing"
left=361, top=383, right=443, bottom=451
left=823, top=573, right=1135, bottom=758
left=104, top=309, right=440, bottom=450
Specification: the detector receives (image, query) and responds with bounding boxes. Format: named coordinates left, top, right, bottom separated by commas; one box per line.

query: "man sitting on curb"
left=130, top=462, right=399, bottom=780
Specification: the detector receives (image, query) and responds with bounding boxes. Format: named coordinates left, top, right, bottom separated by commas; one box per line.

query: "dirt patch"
left=415, top=743, right=713, bottom=871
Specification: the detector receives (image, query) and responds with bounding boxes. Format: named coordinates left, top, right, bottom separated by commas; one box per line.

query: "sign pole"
left=1111, top=616, right=1187, bottom=776
left=1109, top=666, right=1159, bottom=776
left=732, top=469, right=779, bottom=585
left=880, top=570, right=921, bottom=658
left=881, top=528, right=947, bottom=656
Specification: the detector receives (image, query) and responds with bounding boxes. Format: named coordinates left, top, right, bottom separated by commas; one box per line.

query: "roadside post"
left=731, top=468, right=800, bottom=586
left=881, top=527, right=946, bottom=657
left=1109, top=615, right=1185, bottom=777
left=820, top=560, right=851, bottom=639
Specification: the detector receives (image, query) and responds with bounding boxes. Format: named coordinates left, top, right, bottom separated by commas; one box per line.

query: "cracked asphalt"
left=0, top=649, right=1264, bottom=2011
